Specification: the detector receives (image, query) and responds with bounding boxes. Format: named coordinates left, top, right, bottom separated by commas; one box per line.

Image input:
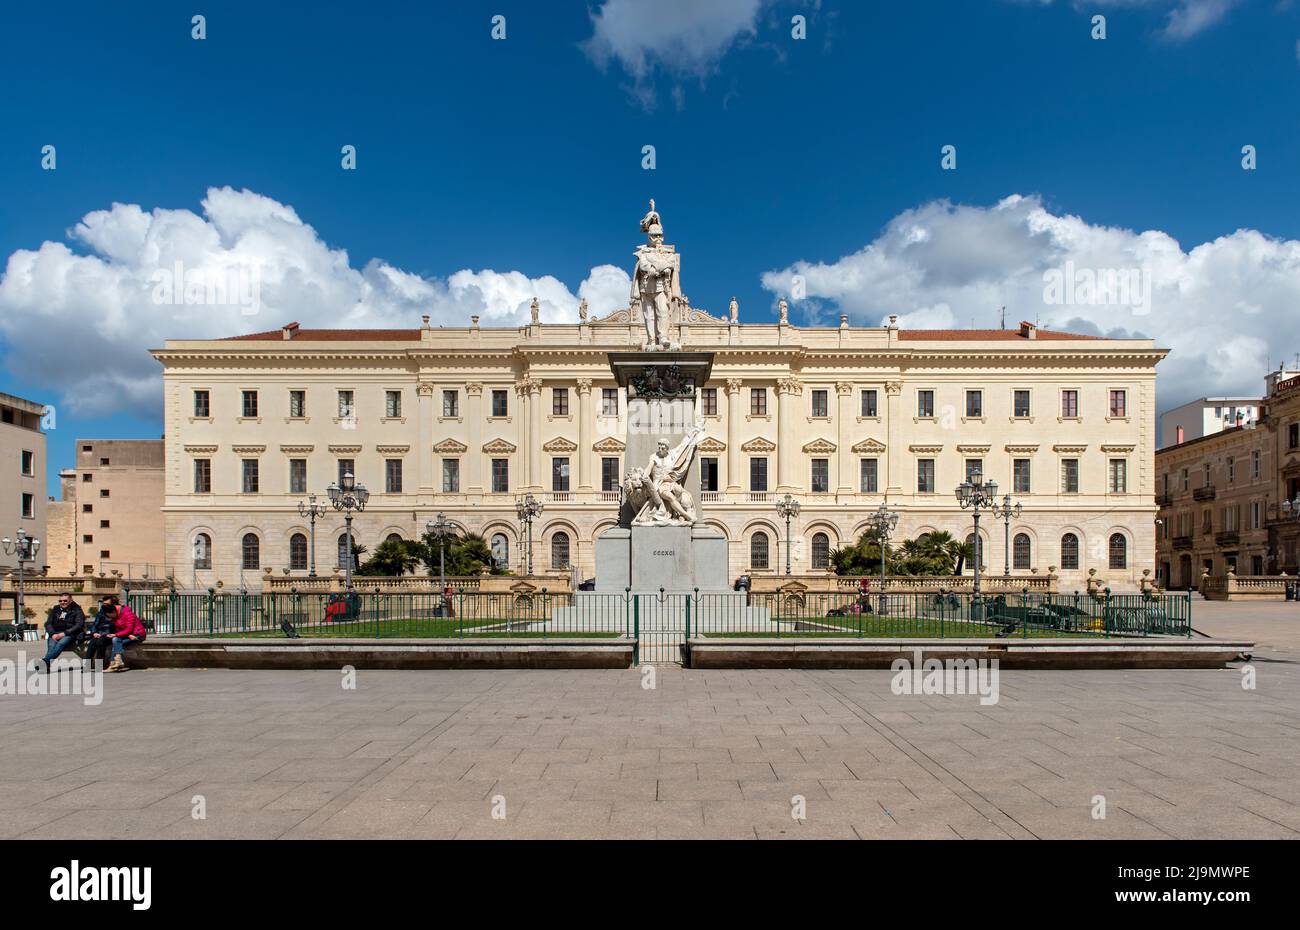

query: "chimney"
left=281, top=321, right=300, bottom=340
left=1176, top=425, right=1185, bottom=444
left=1019, top=320, right=1037, bottom=339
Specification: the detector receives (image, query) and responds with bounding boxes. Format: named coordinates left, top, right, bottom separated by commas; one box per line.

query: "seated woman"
left=83, top=596, right=120, bottom=669
left=106, top=599, right=147, bottom=672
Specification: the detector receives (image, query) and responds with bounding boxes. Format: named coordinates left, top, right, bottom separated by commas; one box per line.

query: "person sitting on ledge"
left=105, top=598, right=147, bottom=672
left=83, top=595, right=122, bottom=670
left=36, top=592, right=86, bottom=672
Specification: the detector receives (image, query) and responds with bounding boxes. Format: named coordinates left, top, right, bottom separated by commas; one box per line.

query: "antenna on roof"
left=1000, top=306, right=1006, bottom=330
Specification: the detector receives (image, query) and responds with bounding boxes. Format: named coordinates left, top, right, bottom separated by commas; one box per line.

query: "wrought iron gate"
left=632, top=592, right=692, bottom=665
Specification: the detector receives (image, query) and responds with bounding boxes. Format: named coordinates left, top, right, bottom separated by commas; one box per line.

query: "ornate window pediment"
left=184, top=444, right=218, bottom=455
left=376, top=444, right=411, bottom=455
left=802, top=438, right=837, bottom=455
left=542, top=437, right=579, bottom=453
left=909, top=444, right=944, bottom=454
left=741, top=437, right=777, bottom=453
left=231, top=444, right=266, bottom=455
left=1053, top=444, right=1088, bottom=454
left=328, top=444, right=362, bottom=455
left=697, top=437, right=727, bottom=454
left=279, top=444, right=314, bottom=455
left=1100, top=444, right=1135, bottom=453
left=1004, top=444, right=1040, bottom=454
left=432, top=439, right=468, bottom=454
left=482, top=438, right=518, bottom=455
left=592, top=437, right=626, bottom=453
left=956, top=444, right=992, bottom=454
left=851, top=438, right=886, bottom=454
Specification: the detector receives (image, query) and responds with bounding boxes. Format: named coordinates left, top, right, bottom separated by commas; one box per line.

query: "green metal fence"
left=126, top=587, right=1192, bottom=650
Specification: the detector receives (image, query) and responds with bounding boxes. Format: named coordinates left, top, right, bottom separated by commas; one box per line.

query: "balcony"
left=1215, top=531, right=1240, bottom=547
left=701, top=491, right=726, bottom=503
left=1193, top=485, right=1216, bottom=501
left=1155, top=492, right=1172, bottom=507
left=1172, top=535, right=1194, bottom=550
left=747, top=492, right=774, bottom=503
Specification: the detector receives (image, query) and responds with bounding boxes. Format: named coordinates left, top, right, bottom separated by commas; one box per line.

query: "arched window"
left=241, top=533, right=260, bottom=570
left=193, top=533, right=212, bottom=570
left=491, top=533, right=509, bottom=571
left=385, top=533, right=403, bottom=545
left=1060, top=533, right=1080, bottom=571
left=1109, top=533, right=1127, bottom=570
left=965, top=533, right=982, bottom=572
left=811, top=532, right=830, bottom=570
left=550, top=532, right=571, bottom=570
left=337, top=534, right=357, bottom=570
left=289, top=533, right=308, bottom=571
left=751, top=532, right=770, bottom=570
left=1013, top=533, right=1031, bottom=571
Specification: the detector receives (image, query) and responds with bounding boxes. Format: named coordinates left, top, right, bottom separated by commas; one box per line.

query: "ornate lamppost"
left=297, top=493, right=327, bottom=577
left=1282, top=495, right=1300, bottom=595
left=515, top=493, right=543, bottom=575
left=775, top=493, right=801, bottom=575
left=993, top=493, right=1023, bottom=576
left=866, top=502, right=899, bottom=615
left=956, top=467, right=998, bottom=606
left=426, top=512, right=453, bottom=616
left=326, top=472, right=369, bottom=592
left=2, top=529, right=40, bottom=639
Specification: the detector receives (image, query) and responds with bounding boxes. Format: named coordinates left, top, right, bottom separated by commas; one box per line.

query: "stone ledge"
left=134, top=638, right=634, bottom=670
left=682, top=637, right=1255, bottom=670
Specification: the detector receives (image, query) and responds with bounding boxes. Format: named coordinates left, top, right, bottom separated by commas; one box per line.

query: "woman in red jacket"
left=106, top=601, right=147, bottom=672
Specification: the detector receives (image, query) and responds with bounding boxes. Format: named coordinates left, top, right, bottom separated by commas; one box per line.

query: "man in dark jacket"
left=82, top=596, right=118, bottom=669
left=37, top=592, right=86, bottom=670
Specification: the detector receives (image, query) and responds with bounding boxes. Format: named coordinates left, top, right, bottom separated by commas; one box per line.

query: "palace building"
left=151, top=213, right=1167, bottom=590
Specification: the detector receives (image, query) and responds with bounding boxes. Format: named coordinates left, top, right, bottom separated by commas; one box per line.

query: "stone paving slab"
left=2, top=603, right=1298, bottom=840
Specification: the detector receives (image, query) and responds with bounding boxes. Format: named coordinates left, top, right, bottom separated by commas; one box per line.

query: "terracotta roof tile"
left=221, top=329, right=422, bottom=341
left=896, top=329, right=1107, bottom=341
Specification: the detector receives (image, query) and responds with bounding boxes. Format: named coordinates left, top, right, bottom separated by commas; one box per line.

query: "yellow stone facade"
left=153, top=315, right=1166, bottom=591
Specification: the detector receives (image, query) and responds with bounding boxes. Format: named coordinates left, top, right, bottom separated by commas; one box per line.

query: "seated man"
left=83, top=596, right=120, bottom=670
left=37, top=592, right=86, bottom=671
left=106, top=599, right=147, bottom=672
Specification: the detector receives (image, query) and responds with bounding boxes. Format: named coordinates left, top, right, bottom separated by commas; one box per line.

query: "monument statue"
left=630, top=199, right=681, bottom=351
left=729, top=296, right=739, bottom=322
left=623, top=426, right=704, bottom=526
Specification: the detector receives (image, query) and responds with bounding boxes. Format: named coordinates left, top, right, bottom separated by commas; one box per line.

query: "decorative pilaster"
left=466, top=382, right=483, bottom=493
left=884, top=380, right=903, bottom=494
left=725, top=378, right=743, bottom=492
left=527, top=378, right=543, bottom=490
left=576, top=378, right=593, bottom=491
left=515, top=380, right=532, bottom=489
left=776, top=377, right=802, bottom=491
left=835, top=382, right=853, bottom=495
left=416, top=381, right=435, bottom=493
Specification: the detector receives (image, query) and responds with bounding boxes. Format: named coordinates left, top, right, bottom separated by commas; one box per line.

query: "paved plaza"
left=1, top=601, right=1297, bottom=839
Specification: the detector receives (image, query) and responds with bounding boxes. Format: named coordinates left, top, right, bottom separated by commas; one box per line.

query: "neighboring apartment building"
left=0, top=391, right=48, bottom=572
left=1156, top=369, right=1300, bottom=587
left=1159, top=397, right=1263, bottom=449
left=44, top=439, right=166, bottom=579
left=151, top=269, right=1166, bottom=590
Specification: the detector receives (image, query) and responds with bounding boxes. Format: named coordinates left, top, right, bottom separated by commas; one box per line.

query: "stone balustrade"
left=1201, top=572, right=1291, bottom=601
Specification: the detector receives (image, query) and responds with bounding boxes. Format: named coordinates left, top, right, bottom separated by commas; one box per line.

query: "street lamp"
left=775, top=493, right=801, bottom=575
left=865, top=502, right=899, bottom=615
left=993, top=493, right=1023, bottom=576
left=956, top=467, right=999, bottom=604
left=515, top=493, right=543, bottom=575
left=1282, top=495, right=1300, bottom=580
left=426, top=512, right=453, bottom=616
left=297, top=493, right=327, bottom=577
left=326, top=472, right=369, bottom=592
left=2, top=529, right=40, bottom=639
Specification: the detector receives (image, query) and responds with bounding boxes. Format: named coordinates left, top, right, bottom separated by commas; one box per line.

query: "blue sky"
left=3, top=0, right=1299, bottom=495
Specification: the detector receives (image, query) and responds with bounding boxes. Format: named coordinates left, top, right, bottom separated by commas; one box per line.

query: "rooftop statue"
left=630, top=198, right=682, bottom=351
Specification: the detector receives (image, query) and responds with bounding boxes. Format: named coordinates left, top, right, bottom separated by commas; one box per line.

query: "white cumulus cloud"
left=0, top=187, right=631, bottom=418
left=760, top=194, right=1300, bottom=410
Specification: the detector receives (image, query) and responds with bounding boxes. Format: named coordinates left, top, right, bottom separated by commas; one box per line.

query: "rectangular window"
left=552, top=388, right=569, bottom=417
left=241, top=390, right=258, bottom=418
left=1252, top=450, right=1261, bottom=479
left=602, top=457, right=620, bottom=492
left=1062, top=459, right=1080, bottom=494
left=917, top=459, right=935, bottom=493
left=861, top=389, right=878, bottom=417
left=750, top=388, right=767, bottom=416
left=337, top=459, right=354, bottom=485
left=860, top=459, right=878, bottom=493
left=917, top=390, right=934, bottom=418
left=241, top=459, right=259, bottom=494
left=20, top=450, right=34, bottom=475
left=1251, top=501, right=1261, bottom=530
left=385, top=459, right=403, bottom=494
left=99, top=489, right=110, bottom=498
left=442, top=390, right=459, bottom=418
left=1013, top=390, right=1031, bottom=418
left=491, top=389, right=508, bottom=417
left=700, top=457, right=718, bottom=492
left=442, top=459, right=460, bottom=493
left=491, top=459, right=509, bottom=493
left=1109, top=389, right=1127, bottom=418
left=289, top=459, right=306, bottom=494
left=700, top=388, right=717, bottom=417
left=750, top=457, right=769, bottom=492
left=1203, top=463, right=1211, bottom=486
left=1108, top=459, right=1128, bottom=494
left=82, top=473, right=91, bottom=482
left=811, top=390, right=828, bottom=418
left=602, top=387, right=619, bottom=417
left=83, top=534, right=94, bottom=544
left=337, top=390, right=354, bottom=419
left=1227, top=457, right=1235, bottom=483
left=289, top=390, right=306, bottom=418
left=99, top=520, right=109, bottom=529
left=194, top=389, right=210, bottom=417
left=965, top=390, right=983, bottom=418
left=193, top=459, right=210, bottom=493
left=82, top=504, right=92, bottom=513
left=965, top=459, right=984, bottom=484
left=1290, top=423, right=1299, bottom=449
left=1061, top=390, right=1078, bottom=418
left=811, top=459, right=829, bottom=493
left=1013, top=458, right=1031, bottom=494
left=21, top=493, right=33, bottom=519
left=386, top=390, right=402, bottom=418
left=552, top=457, right=570, bottom=492
left=1181, top=468, right=1189, bottom=491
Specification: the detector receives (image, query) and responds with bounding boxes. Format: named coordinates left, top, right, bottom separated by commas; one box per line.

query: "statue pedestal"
left=595, top=524, right=729, bottom=593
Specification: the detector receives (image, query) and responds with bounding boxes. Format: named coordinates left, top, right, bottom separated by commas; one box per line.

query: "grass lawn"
left=704, top=614, right=1102, bottom=638
left=199, top=617, right=624, bottom=639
